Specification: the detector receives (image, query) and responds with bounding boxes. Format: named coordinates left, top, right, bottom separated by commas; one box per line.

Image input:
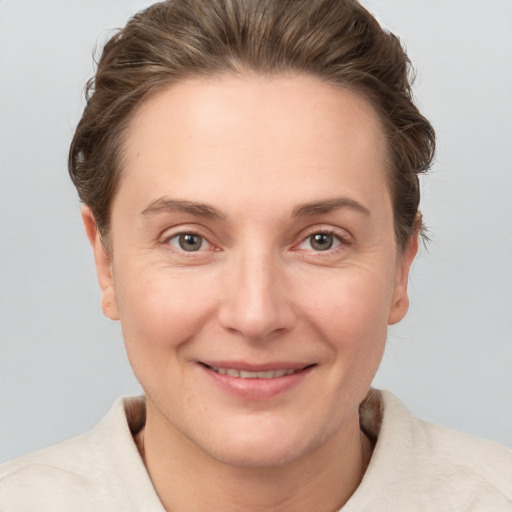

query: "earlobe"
left=388, top=234, right=418, bottom=326
left=81, top=206, right=120, bottom=321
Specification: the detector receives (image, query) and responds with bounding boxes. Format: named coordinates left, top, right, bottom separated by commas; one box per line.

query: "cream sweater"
left=1, top=390, right=511, bottom=511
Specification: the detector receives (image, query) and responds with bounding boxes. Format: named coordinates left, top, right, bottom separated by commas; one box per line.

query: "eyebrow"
left=141, top=197, right=226, bottom=220
left=141, top=196, right=370, bottom=221
left=292, top=197, right=370, bottom=217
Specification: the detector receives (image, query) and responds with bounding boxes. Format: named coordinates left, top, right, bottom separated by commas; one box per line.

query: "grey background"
left=1, top=0, right=511, bottom=463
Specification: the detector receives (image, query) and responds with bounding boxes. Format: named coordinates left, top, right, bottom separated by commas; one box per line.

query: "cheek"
left=300, top=268, right=393, bottom=360
left=114, top=268, right=217, bottom=357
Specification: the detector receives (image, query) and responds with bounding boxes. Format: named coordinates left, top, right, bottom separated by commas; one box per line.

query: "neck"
left=137, top=401, right=371, bottom=512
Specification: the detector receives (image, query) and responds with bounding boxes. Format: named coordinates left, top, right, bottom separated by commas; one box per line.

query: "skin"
left=83, top=74, right=417, bottom=511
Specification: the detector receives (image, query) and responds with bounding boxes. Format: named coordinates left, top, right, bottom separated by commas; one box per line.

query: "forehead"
left=117, top=74, right=390, bottom=216
left=125, top=73, right=386, bottom=156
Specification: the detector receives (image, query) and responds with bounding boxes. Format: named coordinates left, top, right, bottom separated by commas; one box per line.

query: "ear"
left=388, top=233, right=418, bottom=326
left=81, top=206, right=120, bottom=321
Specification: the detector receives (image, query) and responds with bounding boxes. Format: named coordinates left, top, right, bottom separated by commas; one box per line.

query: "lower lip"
left=199, top=365, right=314, bottom=400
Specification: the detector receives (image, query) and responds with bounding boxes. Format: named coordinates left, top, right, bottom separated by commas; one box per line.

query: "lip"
left=198, top=361, right=315, bottom=400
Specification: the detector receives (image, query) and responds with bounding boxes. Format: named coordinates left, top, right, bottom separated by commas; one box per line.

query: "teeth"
left=209, top=367, right=297, bottom=378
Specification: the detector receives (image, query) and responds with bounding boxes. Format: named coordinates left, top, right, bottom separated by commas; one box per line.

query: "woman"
left=1, top=0, right=511, bottom=510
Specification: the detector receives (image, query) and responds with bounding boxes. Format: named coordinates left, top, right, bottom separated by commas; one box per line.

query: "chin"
left=193, top=415, right=331, bottom=469
left=207, top=437, right=304, bottom=469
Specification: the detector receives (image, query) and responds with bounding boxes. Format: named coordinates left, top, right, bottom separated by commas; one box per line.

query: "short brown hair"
left=69, top=0, right=435, bottom=250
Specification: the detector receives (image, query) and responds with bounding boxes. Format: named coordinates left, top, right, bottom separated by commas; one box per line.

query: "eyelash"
left=294, top=228, right=351, bottom=254
left=161, top=226, right=350, bottom=255
left=163, top=230, right=216, bottom=253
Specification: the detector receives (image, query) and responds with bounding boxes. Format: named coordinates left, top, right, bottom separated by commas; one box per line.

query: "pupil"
left=311, top=233, right=333, bottom=251
left=179, top=234, right=203, bottom=251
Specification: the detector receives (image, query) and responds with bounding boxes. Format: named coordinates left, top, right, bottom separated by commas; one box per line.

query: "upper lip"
left=199, top=361, right=314, bottom=372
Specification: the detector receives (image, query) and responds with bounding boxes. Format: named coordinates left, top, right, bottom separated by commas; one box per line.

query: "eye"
left=168, top=233, right=209, bottom=252
left=298, top=232, right=343, bottom=252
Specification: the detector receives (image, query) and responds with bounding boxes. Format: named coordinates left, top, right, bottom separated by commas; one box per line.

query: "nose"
left=217, top=249, right=296, bottom=341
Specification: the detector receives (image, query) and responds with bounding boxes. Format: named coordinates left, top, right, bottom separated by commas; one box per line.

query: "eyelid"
left=293, top=226, right=352, bottom=252
left=160, top=224, right=219, bottom=252
left=158, top=223, right=351, bottom=254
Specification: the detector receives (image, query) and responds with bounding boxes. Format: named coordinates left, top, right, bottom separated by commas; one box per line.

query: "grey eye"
left=170, top=233, right=207, bottom=252
left=309, top=233, right=334, bottom=251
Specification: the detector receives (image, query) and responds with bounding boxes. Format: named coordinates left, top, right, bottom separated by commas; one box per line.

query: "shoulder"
left=0, top=426, right=108, bottom=510
left=0, top=396, right=160, bottom=511
left=382, top=390, right=512, bottom=485
left=354, top=390, right=512, bottom=510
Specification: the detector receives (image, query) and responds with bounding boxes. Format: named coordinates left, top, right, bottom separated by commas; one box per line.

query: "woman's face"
left=85, top=74, right=416, bottom=467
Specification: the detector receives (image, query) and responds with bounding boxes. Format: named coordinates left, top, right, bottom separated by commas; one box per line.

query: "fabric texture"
left=1, top=390, right=511, bottom=511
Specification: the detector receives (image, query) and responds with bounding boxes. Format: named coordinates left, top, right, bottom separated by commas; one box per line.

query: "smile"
left=207, top=366, right=298, bottom=379
left=198, top=362, right=315, bottom=400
